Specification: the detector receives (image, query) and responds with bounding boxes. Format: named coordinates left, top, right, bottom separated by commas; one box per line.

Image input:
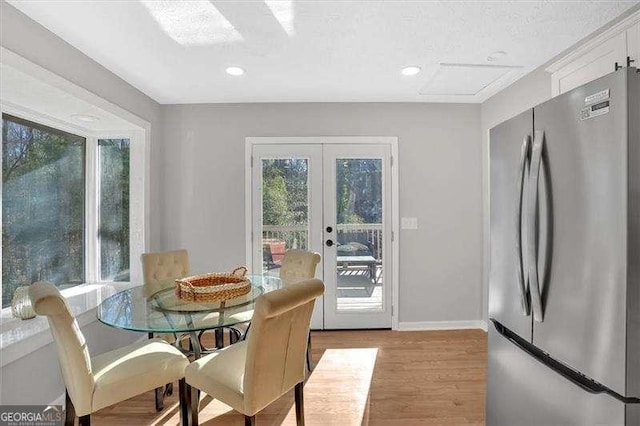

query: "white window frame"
left=0, top=48, right=151, bottom=365
left=1, top=109, right=144, bottom=287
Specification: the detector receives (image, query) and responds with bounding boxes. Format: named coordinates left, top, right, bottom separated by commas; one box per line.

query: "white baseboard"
left=398, top=320, right=488, bottom=331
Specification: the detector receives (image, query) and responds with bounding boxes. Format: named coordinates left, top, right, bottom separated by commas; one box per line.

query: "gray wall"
left=0, top=1, right=161, bottom=405
left=159, top=103, right=483, bottom=324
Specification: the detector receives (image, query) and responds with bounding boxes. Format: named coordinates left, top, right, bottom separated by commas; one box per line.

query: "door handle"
left=326, top=240, right=334, bottom=247
left=527, top=130, right=545, bottom=322
left=515, top=136, right=531, bottom=316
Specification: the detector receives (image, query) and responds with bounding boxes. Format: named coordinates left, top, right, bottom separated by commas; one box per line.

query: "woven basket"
left=175, top=266, right=250, bottom=302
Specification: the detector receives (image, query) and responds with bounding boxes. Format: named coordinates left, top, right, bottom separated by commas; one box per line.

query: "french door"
left=250, top=143, right=393, bottom=329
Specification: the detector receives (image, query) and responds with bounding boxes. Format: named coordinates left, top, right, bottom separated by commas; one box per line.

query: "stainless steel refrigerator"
left=487, top=67, right=640, bottom=425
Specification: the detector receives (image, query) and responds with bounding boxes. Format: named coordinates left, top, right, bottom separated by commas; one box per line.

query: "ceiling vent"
left=419, top=63, right=522, bottom=96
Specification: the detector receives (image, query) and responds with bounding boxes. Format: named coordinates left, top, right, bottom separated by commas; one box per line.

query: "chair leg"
left=64, top=390, right=90, bottom=426
left=295, top=381, right=305, bottom=426
left=190, top=384, right=200, bottom=426
left=241, top=323, right=252, bottom=340
left=306, top=332, right=312, bottom=372
left=155, top=386, right=164, bottom=411
left=245, top=415, right=256, bottom=426
left=229, top=327, right=241, bottom=344
left=215, top=328, right=224, bottom=348
left=64, top=389, right=76, bottom=426
left=178, top=379, right=191, bottom=426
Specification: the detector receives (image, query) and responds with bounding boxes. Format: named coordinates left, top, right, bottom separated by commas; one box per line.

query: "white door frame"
left=245, top=136, right=400, bottom=330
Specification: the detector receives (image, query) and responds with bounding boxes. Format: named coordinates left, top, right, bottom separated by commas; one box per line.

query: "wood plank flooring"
left=92, top=329, right=487, bottom=425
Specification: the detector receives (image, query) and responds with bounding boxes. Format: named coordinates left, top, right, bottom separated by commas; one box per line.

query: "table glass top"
left=97, top=275, right=281, bottom=333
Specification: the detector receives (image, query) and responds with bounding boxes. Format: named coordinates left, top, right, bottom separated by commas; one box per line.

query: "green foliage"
left=260, top=157, right=381, bottom=228
left=336, top=159, right=382, bottom=224
left=99, top=139, right=130, bottom=281
left=261, top=159, right=309, bottom=251
left=1, top=116, right=131, bottom=307
left=263, top=172, right=293, bottom=226
left=262, top=159, right=308, bottom=226
left=2, top=116, right=86, bottom=307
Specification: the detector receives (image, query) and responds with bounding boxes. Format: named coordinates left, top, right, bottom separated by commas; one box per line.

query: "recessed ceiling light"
left=71, top=114, right=99, bottom=123
left=226, top=66, right=245, bottom=76
left=487, top=51, right=507, bottom=62
left=401, top=66, right=421, bottom=76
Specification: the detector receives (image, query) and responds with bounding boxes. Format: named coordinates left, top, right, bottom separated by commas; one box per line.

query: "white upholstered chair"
left=236, top=250, right=321, bottom=369
left=185, top=279, right=325, bottom=426
left=279, top=249, right=321, bottom=286
left=280, top=250, right=321, bottom=370
left=28, top=282, right=190, bottom=426
left=141, top=249, right=191, bottom=297
left=141, top=249, right=191, bottom=405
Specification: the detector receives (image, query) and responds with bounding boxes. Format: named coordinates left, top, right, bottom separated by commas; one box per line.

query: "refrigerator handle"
left=491, top=319, right=640, bottom=404
left=515, top=136, right=531, bottom=316
left=527, top=130, right=545, bottom=322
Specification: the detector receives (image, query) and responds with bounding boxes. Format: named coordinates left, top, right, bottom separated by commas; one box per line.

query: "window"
left=1, top=114, right=131, bottom=308
left=98, top=139, right=130, bottom=281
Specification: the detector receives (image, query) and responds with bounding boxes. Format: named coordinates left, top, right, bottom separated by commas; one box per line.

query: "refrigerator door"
left=489, top=109, right=533, bottom=340
left=627, top=68, right=640, bottom=398
left=487, top=324, right=627, bottom=426
left=531, top=70, right=629, bottom=395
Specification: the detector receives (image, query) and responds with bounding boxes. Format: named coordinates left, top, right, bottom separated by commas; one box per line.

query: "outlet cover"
left=401, top=217, right=418, bottom=229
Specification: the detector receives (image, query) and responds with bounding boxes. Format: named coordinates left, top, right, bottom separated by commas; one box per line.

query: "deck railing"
left=262, top=223, right=383, bottom=260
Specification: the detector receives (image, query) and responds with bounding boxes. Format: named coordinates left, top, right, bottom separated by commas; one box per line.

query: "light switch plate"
left=401, top=217, right=418, bottom=229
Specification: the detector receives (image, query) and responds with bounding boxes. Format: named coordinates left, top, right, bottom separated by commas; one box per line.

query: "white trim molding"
left=245, top=136, right=400, bottom=330
left=546, top=9, right=640, bottom=74
left=0, top=49, right=152, bottom=363
left=398, top=320, right=488, bottom=332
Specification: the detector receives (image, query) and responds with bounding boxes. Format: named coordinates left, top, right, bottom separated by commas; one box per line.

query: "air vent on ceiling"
left=419, top=63, right=522, bottom=96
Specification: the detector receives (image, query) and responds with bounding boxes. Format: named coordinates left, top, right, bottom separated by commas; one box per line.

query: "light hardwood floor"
left=92, top=329, right=487, bottom=425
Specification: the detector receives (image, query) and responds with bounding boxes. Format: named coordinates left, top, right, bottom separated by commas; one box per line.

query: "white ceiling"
left=7, top=0, right=639, bottom=104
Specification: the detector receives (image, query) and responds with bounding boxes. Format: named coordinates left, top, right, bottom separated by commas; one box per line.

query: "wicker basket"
left=175, top=266, right=251, bottom=302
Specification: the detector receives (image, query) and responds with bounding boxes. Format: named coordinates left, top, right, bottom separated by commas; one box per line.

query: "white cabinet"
left=551, top=32, right=626, bottom=96
left=547, top=11, right=640, bottom=97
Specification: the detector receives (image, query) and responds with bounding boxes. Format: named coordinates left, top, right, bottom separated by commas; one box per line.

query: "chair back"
left=279, top=250, right=321, bottom=286
left=29, top=282, right=94, bottom=415
left=243, top=279, right=324, bottom=415
left=141, top=249, right=190, bottom=296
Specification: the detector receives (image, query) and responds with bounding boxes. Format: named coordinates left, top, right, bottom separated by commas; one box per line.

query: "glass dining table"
left=97, top=275, right=282, bottom=359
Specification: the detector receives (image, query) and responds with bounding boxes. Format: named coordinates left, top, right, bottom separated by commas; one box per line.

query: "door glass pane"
left=2, top=114, right=85, bottom=307
left=261, top=158, right=309, bottom=276
left=335, top=158, right=383, bottom=311
left=99, top=139, right=130, bottom=281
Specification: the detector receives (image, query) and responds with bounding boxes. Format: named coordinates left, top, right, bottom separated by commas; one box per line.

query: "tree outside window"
left=1, top=115, right=131, bottom=308
left=2, top=114, right=85, bottom=307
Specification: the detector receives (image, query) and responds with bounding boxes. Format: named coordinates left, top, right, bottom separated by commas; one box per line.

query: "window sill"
left=0, top=282, right=137, bottom=367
